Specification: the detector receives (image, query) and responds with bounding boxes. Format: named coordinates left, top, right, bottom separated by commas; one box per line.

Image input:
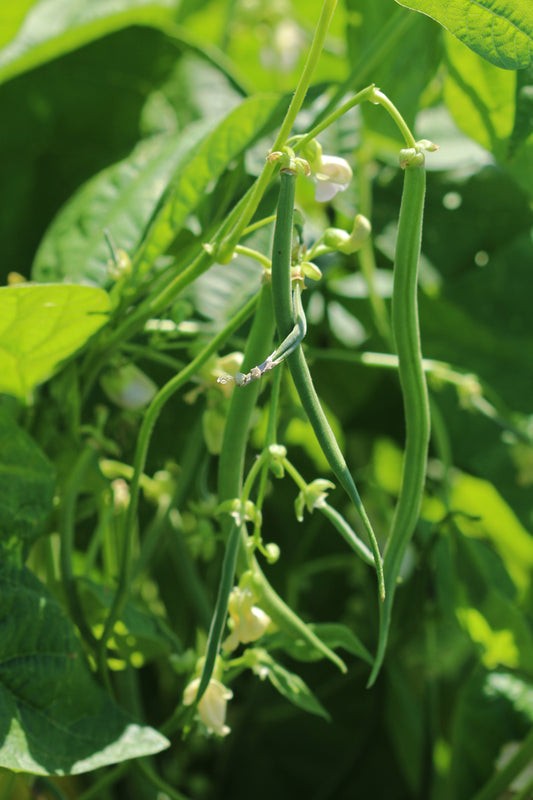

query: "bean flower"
left=222, top=586, right=271, bottom=653
left=303, top=138, right=353, bottom=202
left=183, top=677, right=233, bottom=737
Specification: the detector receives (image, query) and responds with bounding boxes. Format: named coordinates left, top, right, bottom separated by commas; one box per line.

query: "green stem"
left=271, top=169, right=385, bottom=600
left=216, top=0, right=338, bottom=262
left=271, top=0, right=338, bottom=151
left=59, top=444, right=98, bottom=649
left=368, top=158, right=430, bottom=687
left=371, top=89, right=416, bottom=148
left=310, top=7, right=415, bottom=129
left=96, top=293, right=258, bottom=688
left=292, top=84, right=375, bottom=152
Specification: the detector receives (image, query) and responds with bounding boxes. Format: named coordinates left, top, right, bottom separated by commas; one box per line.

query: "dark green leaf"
left=79, top=578, right=181, bottom=665
left=450, top=668, right=533, bottom=799
left=0, top=407, right=55, bottom=554
left=267, top=622, right=373, bottom=665
left=253, top=651, right=330, bottom=720
left=0, top=564, right=169, bottom=775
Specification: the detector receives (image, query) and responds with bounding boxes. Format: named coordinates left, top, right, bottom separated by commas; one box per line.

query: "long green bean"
left=368, top=154, right=430, bottom=686
left=271, top=168, right=385, bottom=601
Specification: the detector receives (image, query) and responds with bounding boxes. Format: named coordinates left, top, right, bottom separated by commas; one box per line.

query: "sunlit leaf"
left=444, top=33, right=516, bottom=160
left=32, top=126, right=215, bottom=285
left=396, top=0, right=533, bottom=69
left=132, top=93, right=282, bottom=277
left=0, top=284, right=110, bottom=400
left=0, top=0, right=178, bottom=85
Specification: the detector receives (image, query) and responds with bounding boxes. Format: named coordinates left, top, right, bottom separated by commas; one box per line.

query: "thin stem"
left=97, top=293, right=259, bottom=688
left=76, top=764, right=128, bottom=800
left=59, top=443, right=98, bottom=649
left=371, top=88, right=416, bottom=148
left=271, top=0, right=338, bottom=151
left=234, top=244, right=271, bottom=269
left=292, top=84, right=375, bottom=152
left=216, top=0, right=338, bottom=262
left=311, top=7, right=414, bottom=128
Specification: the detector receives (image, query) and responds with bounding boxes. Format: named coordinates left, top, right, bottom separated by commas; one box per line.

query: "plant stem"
left=59, top=443, right=98, bottom=649
left=96, top=293, right=258, bottom=689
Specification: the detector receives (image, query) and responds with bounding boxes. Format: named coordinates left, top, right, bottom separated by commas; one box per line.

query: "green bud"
left=300, top=138, right=323, bottom=169
left=100, top=363, right=157, bottom=410
left=301, top=261, right=322, bottom=281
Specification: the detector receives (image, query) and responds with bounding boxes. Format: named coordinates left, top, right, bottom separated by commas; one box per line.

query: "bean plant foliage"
left=1, top=0, right=532, bottom=798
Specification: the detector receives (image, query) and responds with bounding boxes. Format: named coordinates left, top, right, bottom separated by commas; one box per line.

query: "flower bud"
left=100, top=364, right=157, bottom=410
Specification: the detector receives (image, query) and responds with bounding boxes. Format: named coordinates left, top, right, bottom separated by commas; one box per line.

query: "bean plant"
left=0, top=0, right=532, bottom=799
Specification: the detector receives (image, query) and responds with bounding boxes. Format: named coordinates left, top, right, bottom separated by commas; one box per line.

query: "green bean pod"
left=368, top=158, right=430, bottom=686
left=271, top=169, right=385, bottom=600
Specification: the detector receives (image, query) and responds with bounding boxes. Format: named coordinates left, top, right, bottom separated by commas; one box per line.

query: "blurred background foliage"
left=0, top=0, right=533, bottom=798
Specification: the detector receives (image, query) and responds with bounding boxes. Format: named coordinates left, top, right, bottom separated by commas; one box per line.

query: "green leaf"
left=444, top=32, right=516, bottom=161
left=267, top=622, right=373, bottom=665
left=0, top=0, right=38, bottom=50
left=346, top=0, right=442, bottom=138
left=0, top=564, right=169, bottom=775
left=0, top=284, right=110, bottom=400
left=132, top=93, right=282, bottom=277
left=396, top=0, right=533, bottom=69
left=450, top=668, right=533, bottom=799
left=450, top=472, right=533, bottom=596
left=253, top=651, right=330, bottom=720
left=0, top=406, right=55, bottom=554
left=78, top=578, right=181, bottom=667
left=32, top=125, right=215, bottom=285
left=0, top=0, right=178, bottom=86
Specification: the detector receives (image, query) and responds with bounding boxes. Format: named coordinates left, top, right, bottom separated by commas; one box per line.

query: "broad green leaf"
left=132, top=93, right=282, bottom=277
left=0, top=406, right=55, bottom=554
left=396, top=0, right=533, bottom=69
left=32, top=125, right=215, bottom=285
left=0, top=284, right=110, bottom=400
left=252, top=650, right=330, bottom=720
left=0, top=0, right=178, bottom=86
left=444, top=32, right=516, bottom=161
left=0, top=564, right=169, bottom=775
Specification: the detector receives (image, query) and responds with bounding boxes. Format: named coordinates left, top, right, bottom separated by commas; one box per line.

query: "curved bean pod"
left=271, top=168, right=385, bottom=601
left=368, top=157, right=430, bottom=686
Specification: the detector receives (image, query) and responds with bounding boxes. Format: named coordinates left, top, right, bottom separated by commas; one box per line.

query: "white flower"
left=183, top=678, right=233, bottom=737
left=222, top=587, right=271, bottom=652
left=313, top=155, right=353, bottom=202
